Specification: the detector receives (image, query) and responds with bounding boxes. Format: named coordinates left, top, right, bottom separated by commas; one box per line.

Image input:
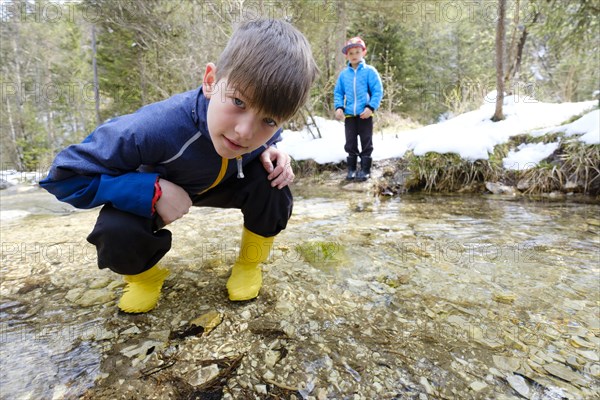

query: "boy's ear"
left=203, top=63, right=217, bottom=99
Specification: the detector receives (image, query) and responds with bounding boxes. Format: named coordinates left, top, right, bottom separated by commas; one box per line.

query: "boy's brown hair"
left=216, top=19, right=318, bottom=122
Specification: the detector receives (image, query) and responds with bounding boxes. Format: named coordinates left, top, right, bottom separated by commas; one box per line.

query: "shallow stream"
left=0, top=180, right=598, bottom=399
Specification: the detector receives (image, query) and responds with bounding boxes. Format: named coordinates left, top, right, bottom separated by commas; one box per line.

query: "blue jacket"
left=40, top=87, right=281, bottom=218
left=334, top=60, right=383, bottom=116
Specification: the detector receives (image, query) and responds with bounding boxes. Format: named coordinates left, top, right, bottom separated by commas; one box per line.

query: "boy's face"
left=345, top=47, right=365, bottom=65
left=203, top=63, right=281, bottom=159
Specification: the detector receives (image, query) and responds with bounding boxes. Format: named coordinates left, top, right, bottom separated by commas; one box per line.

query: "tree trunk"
left=505, top=11, right=539, bottom=89
left=503, top=0, right=520, bottom=91
left=4, top=97, right=23, bottom=170
left=10, top=32, right=26, bottom=170
left=92, top=24, right=101, bottom=125
left=492, top=0, right=507, bottom=122
left=140, top=49, right=147, bottom=105
left=335, top=0, right=347, bottom=73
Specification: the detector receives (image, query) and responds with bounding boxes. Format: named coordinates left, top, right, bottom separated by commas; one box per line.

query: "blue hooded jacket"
left=39, top=87, right=281, bottom=218
left=334, top=60, right=383, bottom=116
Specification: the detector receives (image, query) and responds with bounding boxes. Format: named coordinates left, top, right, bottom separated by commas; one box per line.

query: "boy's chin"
left=215, top=146, right=245, bottom=160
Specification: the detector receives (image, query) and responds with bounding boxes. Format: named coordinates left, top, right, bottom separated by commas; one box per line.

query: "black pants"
left=344, top=116, right=373, bottom=158
left=87, top=159, right=293, bottom=275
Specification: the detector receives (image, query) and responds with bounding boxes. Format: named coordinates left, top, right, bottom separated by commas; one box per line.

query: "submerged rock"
left=485, top=182, right=517, bottom=195
left=543, top=363, right=588, bottom=386
left=506, top=374, right=530, bottom=398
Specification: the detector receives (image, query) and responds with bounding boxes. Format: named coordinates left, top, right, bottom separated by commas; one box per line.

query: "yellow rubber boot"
left=227, top=228, right=274, bottom=301
left=118, top=265, right=170, bottom=313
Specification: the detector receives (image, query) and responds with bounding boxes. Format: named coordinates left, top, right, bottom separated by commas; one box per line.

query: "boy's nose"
left=235, top=115, right=258, bottom=141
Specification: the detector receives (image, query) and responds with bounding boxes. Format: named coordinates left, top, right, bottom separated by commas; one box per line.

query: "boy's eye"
left=264, top=118, right=277, bottom=127
left=232, top=98, right=245, bottom=108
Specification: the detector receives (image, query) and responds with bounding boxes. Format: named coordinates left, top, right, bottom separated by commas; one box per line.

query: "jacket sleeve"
left=40, top=172, right=158, bottom=217
left=40, top=111, right=170, bottom=218
left=333, top=73, right=345, bottom=110
left=367, top=68, right=384, bottom=111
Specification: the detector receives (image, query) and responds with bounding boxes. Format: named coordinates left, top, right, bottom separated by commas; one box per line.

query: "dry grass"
left=403, top=145, right=508, bottom=193
left=520, top=140, right=600, bottom=195
left=397, top=138, right=599, bottom=196
left=374, top=110, right=422, bottom=133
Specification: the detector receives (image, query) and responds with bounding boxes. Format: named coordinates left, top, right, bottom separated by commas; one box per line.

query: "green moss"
left=296, top=241, right=347, bottom=271
left=377, top=275, right=400, bottom=288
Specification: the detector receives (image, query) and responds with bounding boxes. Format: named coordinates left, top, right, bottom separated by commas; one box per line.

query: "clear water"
left=1, top=185, right=598, bottom=398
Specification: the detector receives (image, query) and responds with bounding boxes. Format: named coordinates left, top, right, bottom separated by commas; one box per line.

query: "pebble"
left=577, top=350, right=599, bottom=362
left=263, top=370, right=275, bottom=380
left=544, top=363, right=586, bottom=385
left=317, top=388, right=328, bottom=400
left=506, top=374, right=530, bottom=398
left=264, top=350, right=281, bottom=367
left=419, top=377, right=433, bottom=394
left=120, top=326, right=141, bottom=335
left=255, top=384, right=267, bottom=394
left=240, top=310, right=252, bottom=320
left=373, top=382, right=383, bottom=393
left=187, top=364, right=219, bottom=386
left=569, top=336, right=594, bottom=349
left=88, top=277, right=111, bottom=289
left=493, top=292, right=516, bottom=304
left=275, top=300, right=295, bottom=315
left=469, top=380, right=488, bottom=392
left=588, top=363, right=600, bottom=378
left=51, top=384, right=68, bottom=400
left=493, top=355, right=520, bottom=372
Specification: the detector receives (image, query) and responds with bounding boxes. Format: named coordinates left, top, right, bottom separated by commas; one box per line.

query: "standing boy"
left=40, top=19, right=318, bottom=313
left=334, top=36, right=383, bottom=181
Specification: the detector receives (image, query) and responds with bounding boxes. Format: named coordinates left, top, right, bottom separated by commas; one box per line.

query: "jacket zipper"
left=198, top=157, right=229, bottom=194
left=353, top=67, right=357, bottom=116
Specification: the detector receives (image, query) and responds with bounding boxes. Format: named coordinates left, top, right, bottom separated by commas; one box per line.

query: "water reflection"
left=0, top=314, right=102, bottom=399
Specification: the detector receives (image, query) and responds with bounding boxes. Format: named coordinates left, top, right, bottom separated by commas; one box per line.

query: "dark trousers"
left=344, top=116, right=373, bottom=158
left=87, top=159, right=293, bottom=275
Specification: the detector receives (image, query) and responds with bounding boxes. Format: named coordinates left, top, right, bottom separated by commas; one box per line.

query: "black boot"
left=346, top=156, right=357, bottom=180
left=356, top=156, right=372, bottom=181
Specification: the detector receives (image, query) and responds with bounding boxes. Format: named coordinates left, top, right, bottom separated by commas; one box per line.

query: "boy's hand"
left=335, top=109, right=344, bottom=121
left=260, top=146, right=295, bottom=189
left=155, top=179, right=192, bottom=225
left=360, top=108, right=373, bottom=119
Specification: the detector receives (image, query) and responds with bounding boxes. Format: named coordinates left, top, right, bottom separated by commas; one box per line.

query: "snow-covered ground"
left=279, top=93, right=598, bottom=171
left=0, top=170, right=44, bottom=186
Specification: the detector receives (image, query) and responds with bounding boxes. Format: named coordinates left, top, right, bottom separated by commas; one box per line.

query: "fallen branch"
left=263, top=378, right=300, bottom=392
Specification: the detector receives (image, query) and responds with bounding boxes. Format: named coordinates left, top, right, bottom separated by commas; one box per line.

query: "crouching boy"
left=41, top=19, right=318, bottom=313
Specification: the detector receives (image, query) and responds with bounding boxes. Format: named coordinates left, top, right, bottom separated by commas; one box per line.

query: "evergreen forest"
left=1, top=0, right=598, bottom=171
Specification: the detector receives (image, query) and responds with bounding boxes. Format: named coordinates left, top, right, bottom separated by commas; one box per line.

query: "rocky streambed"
left=1, top=174, right=599, bottom=399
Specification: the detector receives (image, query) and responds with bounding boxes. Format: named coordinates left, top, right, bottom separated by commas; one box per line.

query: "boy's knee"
left=87, top=205, right=172, bottom=275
